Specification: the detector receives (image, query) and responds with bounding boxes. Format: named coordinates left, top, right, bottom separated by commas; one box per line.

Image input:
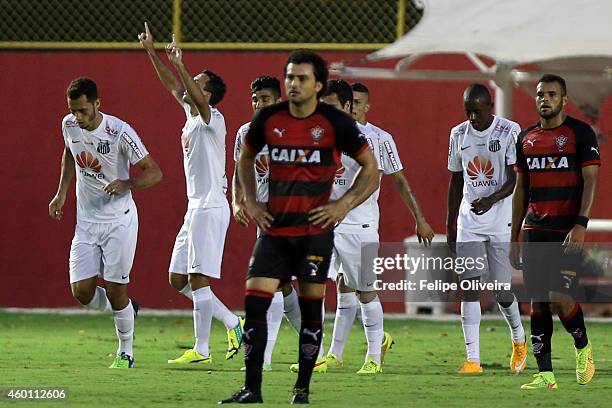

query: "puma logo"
left=243, top=328, right=254, bottom=341
left=526, top=139, right=535, bottom=147
left=591, top=146, right=599, bottom=155
left=302, top=328, right=321, bottom=342
left=273, top=128, right=286, bottom=138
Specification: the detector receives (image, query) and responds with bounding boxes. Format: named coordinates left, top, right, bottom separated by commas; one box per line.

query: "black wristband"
left=575, top=216, right=589, bottom=228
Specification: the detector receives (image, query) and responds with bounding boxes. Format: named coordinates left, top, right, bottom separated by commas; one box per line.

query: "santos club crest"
left=310, top=125, right=325, bottom=144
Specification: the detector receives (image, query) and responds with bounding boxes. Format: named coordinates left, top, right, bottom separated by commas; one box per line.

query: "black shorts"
left=247, top=231, right=334, bottom=284
left=523, top=229, right=585, bottom=301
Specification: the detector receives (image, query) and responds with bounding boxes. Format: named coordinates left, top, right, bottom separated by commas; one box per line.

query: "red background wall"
left=1, top=51, right=610, bottom=311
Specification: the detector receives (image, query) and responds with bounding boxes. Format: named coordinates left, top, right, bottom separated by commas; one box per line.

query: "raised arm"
left=166, top=41, right=212, bottom=124
left=138, top=22, right=184, bottom=106
left=390, top=171, right=435, bottom=245
left=49, top=146, right=75, bottom=220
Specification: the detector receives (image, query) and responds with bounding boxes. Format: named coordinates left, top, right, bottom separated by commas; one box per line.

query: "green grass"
left=1, top=312, right=611, bottom=407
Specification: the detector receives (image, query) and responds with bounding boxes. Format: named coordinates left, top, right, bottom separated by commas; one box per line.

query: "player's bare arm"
left=563, top=165, right=599, bottom=253
left=309, top=147, right=379, bottom=229
left=103, top=154, right=162, bottom=196
left=166, top=41, right=212, bottom=124
left=237, top=143, right=273, bottom=230
left=138, top=22, right=184, bottom=105
left=446, top=171, right=463, bottom=254
left=231, top=166, right=249, bottom=227
left=471, top=164, right=516, bottom=215
left=509, top=171, right=529, bottom=269
left=49, top=146, right=75, bottom=220
left=390, top=171, right=435, bottom=246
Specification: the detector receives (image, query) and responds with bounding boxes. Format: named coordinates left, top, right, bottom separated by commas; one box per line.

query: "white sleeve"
left=447, top=129, right=463, bottom=172
left=234, top=128, right=244, bottom=162
left=380, top=133, right=403, bottom=174
left=505, top=124, right=521, bottom=166
left=119, top=125, right=149, bottom=165
left=365, top=134, right=384, bottom=171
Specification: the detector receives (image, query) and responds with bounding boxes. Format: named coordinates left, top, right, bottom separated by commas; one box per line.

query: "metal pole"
left=493, top=65, right=513, bottom=119
left=396, top=0, right=406, bottom=39
left=173, top=0, right=182, bottom=43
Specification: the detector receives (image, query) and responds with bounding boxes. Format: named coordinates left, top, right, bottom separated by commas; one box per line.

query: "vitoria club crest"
left=555, top=134, right=568, bottom=151
left=310, top=125, right=325, bottom=143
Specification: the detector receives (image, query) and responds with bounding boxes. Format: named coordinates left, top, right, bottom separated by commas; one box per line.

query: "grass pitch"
left=1, top=311, right=611, bottom=407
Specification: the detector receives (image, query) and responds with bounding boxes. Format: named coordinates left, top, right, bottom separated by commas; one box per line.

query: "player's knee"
left=356, top=290, right=377, bottom=304
left=169, top=273, right=188, bottom=291
left=71, top=285, right=94, bottom=306
left=460, top=279, right=480, bottom=302
left=281, top=282, right=293, bottom=296
left=531, top=301, right=551, bottom=315
left=495, top=290, right=515, bottom=307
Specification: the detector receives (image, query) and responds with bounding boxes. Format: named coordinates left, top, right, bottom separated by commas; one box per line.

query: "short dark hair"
left=463, top=83, right=492, bottom=104
left=202, top=69, right=226, bottom=106
left=351, top=82, right=369, bottom=95
left=323, top=79, right=353, bottom=110
left=66, top=77, right=98, bottom=101
left=284, top=49, right=328, bottom=98
left=538, top=74, right=567, bottom=96
left=251, top=75, right=281, bottom=99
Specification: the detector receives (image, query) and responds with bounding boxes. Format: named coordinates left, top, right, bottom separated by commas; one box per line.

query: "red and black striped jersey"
left=515, top=116, right=601, bottom=232
left=245, top=101, right=368, bottom=237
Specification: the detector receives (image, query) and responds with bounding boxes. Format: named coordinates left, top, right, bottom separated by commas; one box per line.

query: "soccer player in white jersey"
left=447, top=84, right=527, bottom=374
left=49, top=77, right=162, bottom=368
left=139, top=23, right=243, bottom=364
left=232, top=76, right=288, bottom=371
left=323, top=82, right=435, bottom=372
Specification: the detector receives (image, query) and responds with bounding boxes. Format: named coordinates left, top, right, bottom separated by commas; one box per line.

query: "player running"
left=49, top=77, right=162, bottom=368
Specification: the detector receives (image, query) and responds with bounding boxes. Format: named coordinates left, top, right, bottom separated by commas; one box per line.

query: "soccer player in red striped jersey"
left=220, top=50, right=379, bottom=404
left=511, top=74, right=600, bottom=389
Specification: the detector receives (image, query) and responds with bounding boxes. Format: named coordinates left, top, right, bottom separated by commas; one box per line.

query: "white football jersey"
left=447, top=116, right=520, bottom=235
left=331, top=123, right=383, bottom=233
left=362, top=122, right=404, bottom=175
left=181, top=103, right=228, bottom=209
left=234, top=122, right=269, bottom=203
left=62, top=112, right=148, bottom=223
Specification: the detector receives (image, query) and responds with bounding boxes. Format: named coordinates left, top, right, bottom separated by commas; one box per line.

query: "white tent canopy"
left=333, top=0, right=612, bottom=120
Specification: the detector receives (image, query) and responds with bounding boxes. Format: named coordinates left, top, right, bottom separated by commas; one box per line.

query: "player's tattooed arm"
left=446, top=171, right=463, bottom=254
left=49, top=146, right=75, bottom=220
left=138, top=22, right=184, bottom=106
left=564, top=165, right=599, bottom=253
left=471, top=164, right=516, bottom=215
left=238, top=144, right=273, bottom=230
left=166, top=39, right=212, bottom=124
left=509, top=171, right=529, bottom=269
left=309, top=148, right=379, bottom=229
left=390, top=171, right=435, bottom=246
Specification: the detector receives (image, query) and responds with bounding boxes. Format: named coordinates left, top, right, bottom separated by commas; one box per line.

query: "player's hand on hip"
left=470, top=196, right=494, bottom=215
left=509, top=241, right=523, bottom=270
left=245, top=200, right=273, bottom=230
left=563, top=225, right=585, bottom=254
left=48, top=194, right=66, bottom=220
left=416, top=218, right=434, bottom=247
left=309, top=200, right=349, bottom=229
left=103, top=179, right=133, bottom=196
left=138, top=21, right=154, bottom=52
left=232, top=200, right=250, bottom=227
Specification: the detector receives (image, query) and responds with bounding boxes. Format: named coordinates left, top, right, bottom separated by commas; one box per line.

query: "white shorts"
left=456, top=229, right=511, bottom=283
left=169, top=206, right=230, bottom=278
left=69, top=208, right=138, bottom=284
left=329, top=231, right=379, bottom=292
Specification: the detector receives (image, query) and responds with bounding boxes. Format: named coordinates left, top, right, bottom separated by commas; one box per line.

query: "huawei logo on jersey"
left=333, top=165, right=347, bottom=185
left=335, top=165, right=345, bottom=179
left=255, top=154, right=269, bottom=178
left=466, top=156, right=497, bottom=187
left=76, top=151, right=101, bottom=173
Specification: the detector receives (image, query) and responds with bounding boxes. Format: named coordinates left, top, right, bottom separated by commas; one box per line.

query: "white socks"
left=180, top=284, right=239, bottom=330
left=192, top=286, right=213, bottom=357
left=461, top=301, right=481, bottom=364
left=498, top=298, right=525, bottom=342
left=113, top=300, right=135, bottom=357
left=86, top=286, right=112, bottom=312
left=360, top=296, right=384, bottom=364
left=264, top=292, right=284, bottom=364
left=329, top=292, right=358, bottom=360
left=283, top=286, right=301, bottom=333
